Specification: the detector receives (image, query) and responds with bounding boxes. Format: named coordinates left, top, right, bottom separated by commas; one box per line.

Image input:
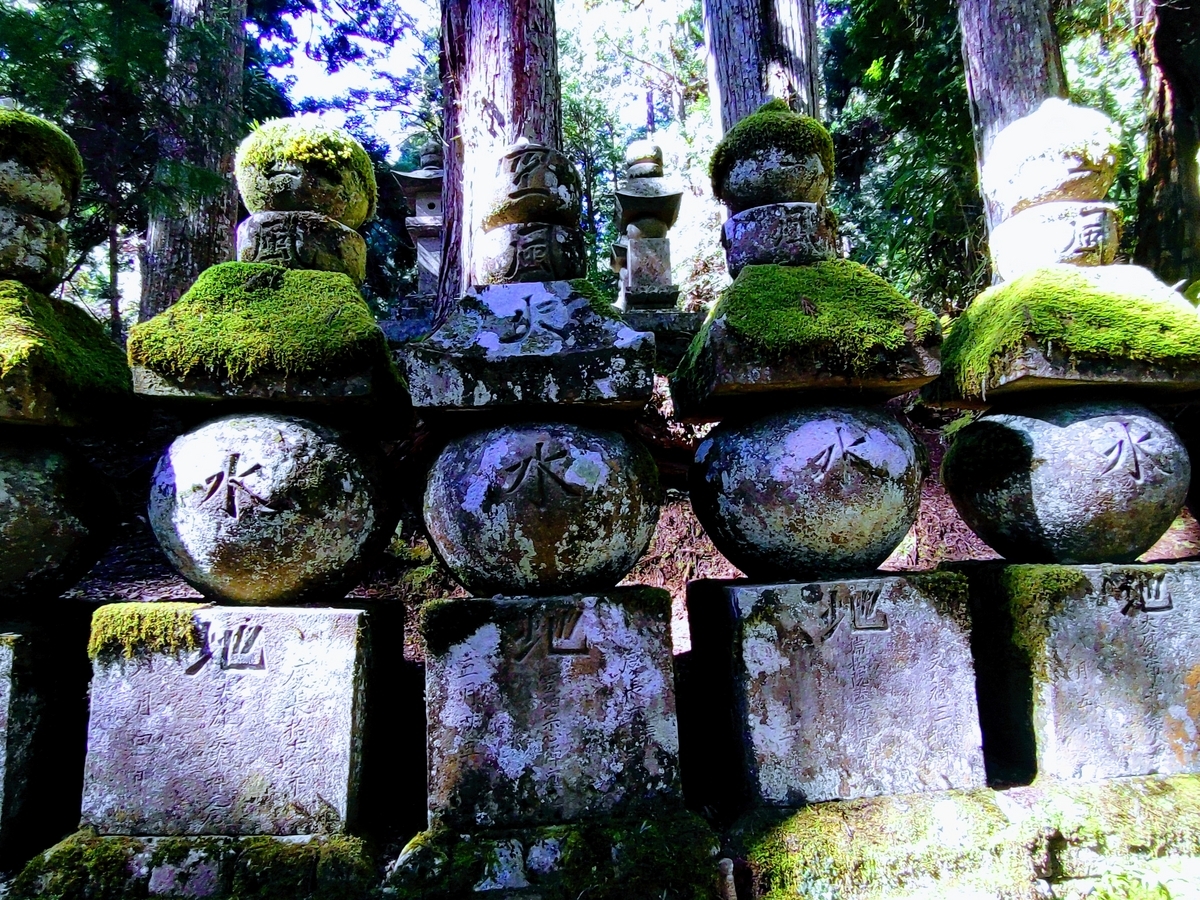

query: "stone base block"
left=967, top=562, right=1200, bottom=784
left=398, top=281, right=655, bottom=412
left=387, top=812, right=719, bottom=900
left=81, top=604, right=367, bottom=836
left=236, top=211, right=367, bottom=284
left=730, top=775, right=1200, bottom=900
left=477, top=223, right=587, bottom=284
left=990, top=201, right=1120, bottom=282
left=0, top=208, right=66, bottom=292
left=684, top=575, right=984, bottom=811
left=131, top=364, right=388, bottom=404
left=721, top=202, right=838, bottom=277
left=622, top=308, right=704, bottom=371
left=13, top=831, right=376, bottom=900
left=422, top=588, right=681, bottom=828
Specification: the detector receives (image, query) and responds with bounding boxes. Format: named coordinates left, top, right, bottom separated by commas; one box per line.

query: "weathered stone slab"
left=969, top=562, right=1200, bottom=782
left=398, top=281, right=655, bottom=411
left=990, top=201, right=1120, bottom=282
left=388, top=811, right=718, bottom=900
left=721, top=202, right=838, bottom=277
left=686, top=574, right=985, bottom=806
left=0, top=208, right=66, bottom=291
left=476, top=222, right=587, bottom=284
left=81, top=604, right=367, bottom=835
left=622, top=309, right=703, bottom=371
left=627, top=237, right=672, bottom=288
left=235, top=211, right=366, bottom=283
left=405, top=217, right=442, bottom=295
left=423, top=588, right=680, bottom=828
left=131, top=365, right=382, bottom=403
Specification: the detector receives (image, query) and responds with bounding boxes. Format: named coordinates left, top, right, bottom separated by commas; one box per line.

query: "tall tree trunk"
left=438, top=0, right=562, bottom=322
left=139, top=0, right=246, bottom=321
left=957, top=0, right=1066, bottom=232
left=703, top=0, right=821, bottom=133
left=1133, top=0, right=1200, bottom=287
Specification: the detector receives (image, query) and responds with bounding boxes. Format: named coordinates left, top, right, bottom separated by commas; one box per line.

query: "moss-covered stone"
left=127, top=263, right=395, bottom=385
left=232, top=835, right=376, bottom=900
left=731, top=775, right=1200, bottom=899
left=235, top=119, right=376, bottom=228
left=710, top=100, right=834, bottom=206
left=569, top=277, right=623, bottom=321
left=10, top=829, right=146, bottom=900
left=998, top=565, right=1093, bottom=681
left=0, top=280, right=131, bottom=423
left=388, top=812, right=719, bottom=900
left=939, top=265, right=1200, bottom=401
left=86, top=602, right=205, bottom=662
left=0, top=109, right=84, bottom=208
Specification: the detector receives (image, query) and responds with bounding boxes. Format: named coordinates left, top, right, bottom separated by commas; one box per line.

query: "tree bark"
left=139, top=0, right=246, bottom=321
left=1133, top=0, right=1200, bottom=287
left=957, top=0, right=1066, bottom=231
left=703, top=0, right=821, bottom=133
left=437, top=0, right=562, bottom=321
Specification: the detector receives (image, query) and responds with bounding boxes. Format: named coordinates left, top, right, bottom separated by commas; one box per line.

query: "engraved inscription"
left=796, top=584, right=843, bottom=644
left=185, top=623, right=268, bottom=673
left=199, top=453, right=277, bottom=519
left=251, top=220, right=302, bottom=266
left=849, top=587, right=889, bottom=630
left=792, top=582, right=890, bottom=645
left=510, top=609, right=589, bottom=662
left=1098, top=422, right=1154, bottom=483
left=808, top=426, right=868, bottom=483
left=500, top=440, right=585, bottom=509
left=1104, top=572, right=1173, bottom=615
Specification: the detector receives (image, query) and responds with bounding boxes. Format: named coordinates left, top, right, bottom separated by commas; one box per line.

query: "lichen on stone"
left=998, top=565, right=1093, bottom=680
left=0, top=279, right=131, bottom=399
left=126, top=262, right=395, bottom=383
left=709, top=99, right=835, bottom=196
left=0, top=109, right=84, bottom=199
left=10, top=828, right=145, bottom=900
left=674, top=260, right=938, bottom=391
left=940, top=264, right=1200, bottom=400
left=87, top=602, right=206, bottom=661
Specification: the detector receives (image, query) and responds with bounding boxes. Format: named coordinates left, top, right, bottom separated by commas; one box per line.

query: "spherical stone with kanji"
left=148, top=413, right=387, bottom=603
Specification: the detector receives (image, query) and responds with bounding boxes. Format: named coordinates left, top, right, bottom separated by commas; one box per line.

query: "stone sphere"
left=424, top=423, right=660, bottom=595
left=690, top=406, right=923, bottom=580
left=942, top=401, right=1189, bottom=563
left=149, top=414, right=385, bottom=603
left=235, top=118, right=376, bottom=228
left=0, top=442, right=105, bottom=600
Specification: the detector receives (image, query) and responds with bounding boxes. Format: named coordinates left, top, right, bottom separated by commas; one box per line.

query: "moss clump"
left=10, top=829, right=145, bottom=900
left=941, top=265, right=1200, bottom=400
left=710, top=99, right=834, bottom=194
left=674, top=261, right=937, bottom=389
left=232, top=835, right=376, bottom=900
left=87, top=602, right=205, bottom=661
left=569, top=277, right=622, bottom=321
left=0, top=280, right=131, bottom=400
left=127, top=263, right=394, bottom=383
left=0, top=109, right=84, bottom=200
left=999, top=565, right=1092, bottom=680
left=236, top=118, right=376, bottom=224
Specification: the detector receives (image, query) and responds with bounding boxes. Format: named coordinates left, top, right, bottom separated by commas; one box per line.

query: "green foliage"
left=940, top=266, right=1200, bottom=399
left=87, top=602, right=206, bottom=661
left=0, top=280, right=131, bottom=399
left=126, top=263, right=394, bottom=382
left=709, top=100, right=835, bottom=196
left=1091, top=872, right=1174, bottom=900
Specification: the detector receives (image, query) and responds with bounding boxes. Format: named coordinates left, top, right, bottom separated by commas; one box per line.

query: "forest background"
left=0, top=0, right=1175, bottom=339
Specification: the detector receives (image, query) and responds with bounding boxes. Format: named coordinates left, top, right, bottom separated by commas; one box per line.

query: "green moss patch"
left=568, top=277, right=622, bottom=321
left=87, top=602, right=205, bottom=661
left=941, top=265, right=1200, bottom=400
left=674, top=261, right=937, bottom=390
left=11, top=829, right=144, bottom=900
left=0, top=109, right=84, bottom=198
left=0, top=280, right=131, bottom=400
left=127, top=263, right=394, bottom=383
left=710, top=99, right=834, bottom=194
left=232, top=835, right=376, bottom=900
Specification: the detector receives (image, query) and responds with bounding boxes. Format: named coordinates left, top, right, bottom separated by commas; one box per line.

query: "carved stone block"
left=405, top=218, right=442, bottom=295
left=423, top=588, right=681, bottom=828
left=686, top=575, right=985, bottom=806
left=235, top=211, right=366, bottom=284
left=397, top=281, right=655, bottom=412
left=0, top=208, right=66, bottom=291
left=721, top=202, right=838, bottom=277
left=477, top=222, right=586, bottom=284
left=483, top=141, right=582, bottom=231
left=627, top=237, right=673, bottom=288
left=969, top=563, right=1200, bottom=783
left=989, top=201, right=1120, bottom=282
left=80, top=606, right=368, bottom=835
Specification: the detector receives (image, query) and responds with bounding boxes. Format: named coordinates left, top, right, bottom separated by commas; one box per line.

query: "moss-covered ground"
left=0, top=280, right=131, bottom=401
left=709, top=99, right=835, bottom=196
left=127, top=263, right=395, bottom=383
left=0, top=109, right=84, bottom=200
left=940, top=265, right=1200, bottom=400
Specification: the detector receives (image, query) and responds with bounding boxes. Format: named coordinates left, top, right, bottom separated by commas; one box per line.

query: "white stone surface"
left=990, top=202, right=1120, bottom=281
left=81, top=606, right=367, bottom=835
